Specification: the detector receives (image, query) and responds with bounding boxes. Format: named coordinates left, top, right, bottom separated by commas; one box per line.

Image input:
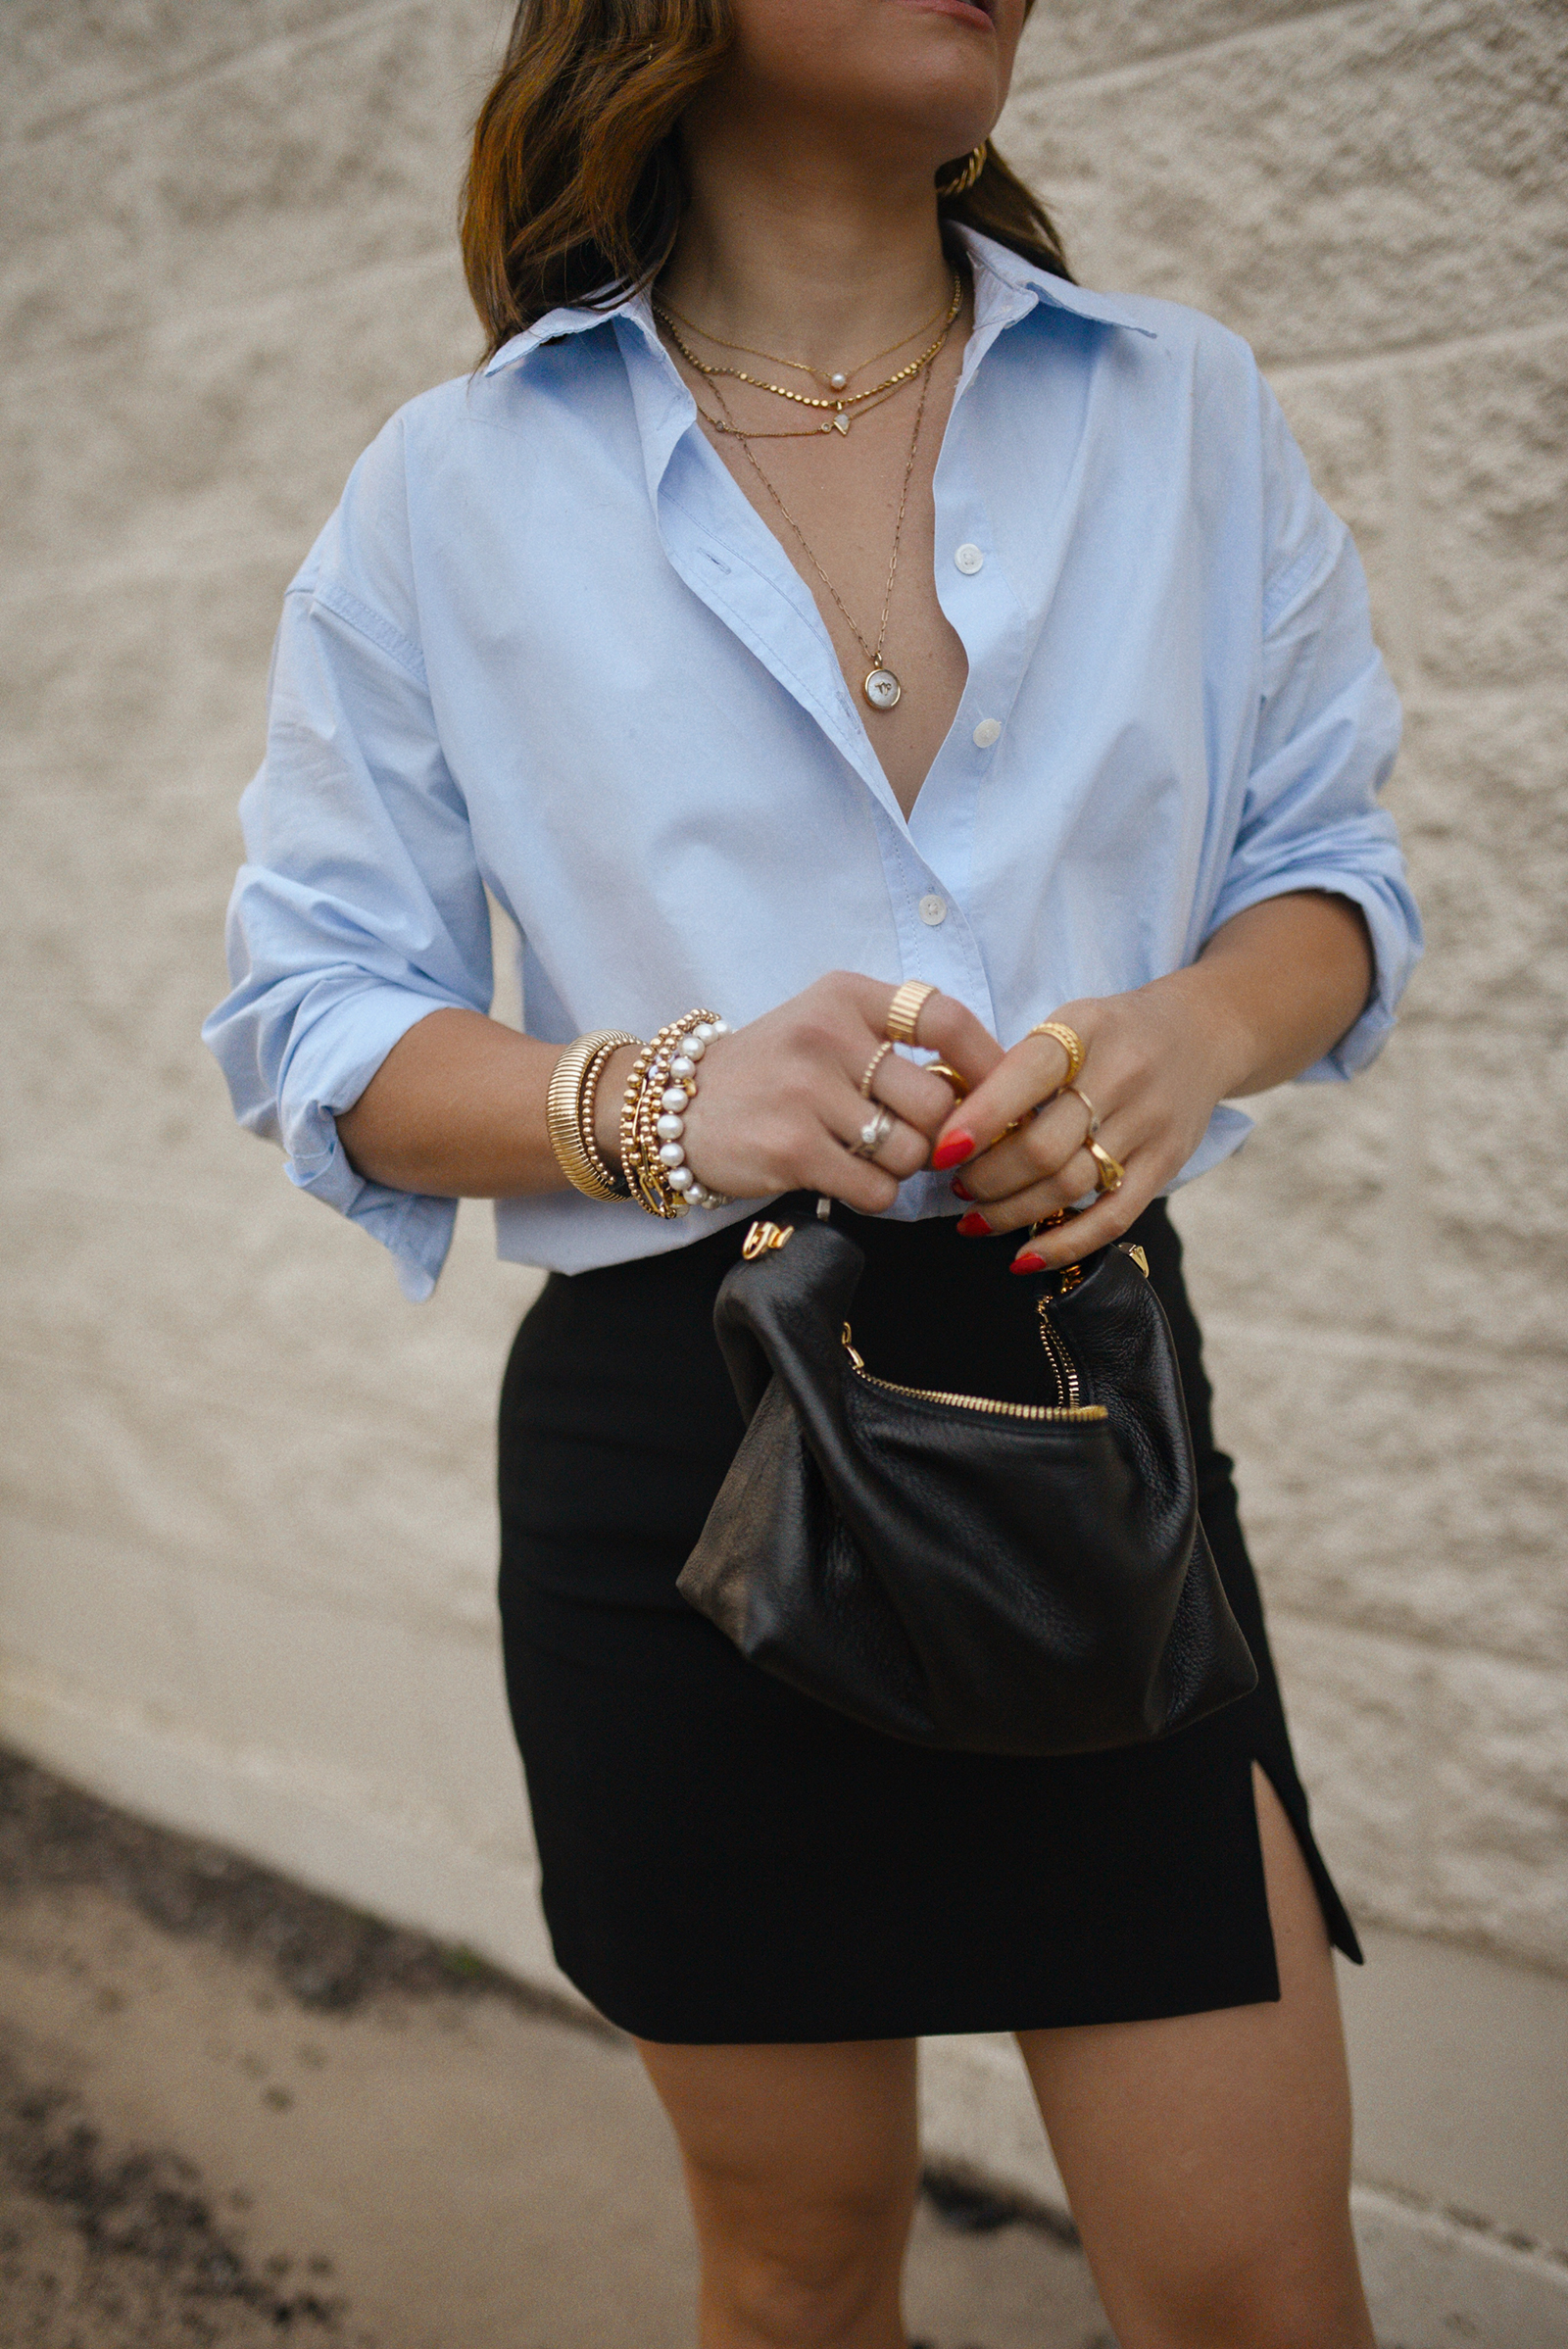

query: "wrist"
left=617, top=1012, right=733, bottom=1216
left=1140, top=963, right=1258, bottom=1104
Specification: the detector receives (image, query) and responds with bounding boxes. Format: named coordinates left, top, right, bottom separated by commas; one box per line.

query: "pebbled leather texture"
left=677, top=1217, right=1257, bottom=1755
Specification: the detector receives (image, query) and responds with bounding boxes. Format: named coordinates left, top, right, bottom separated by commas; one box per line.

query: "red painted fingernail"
left=950, top=1178, right=973, bottom=1200
left=956, top=1211, right=992, bottom=1237
left=1010, top=1250, right=1048, bottom=1274
left=932, top=1130, right=975, bottom=1171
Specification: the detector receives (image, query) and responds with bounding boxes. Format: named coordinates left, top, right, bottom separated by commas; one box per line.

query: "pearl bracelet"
left=621, top=1010, right=732, bottom=1217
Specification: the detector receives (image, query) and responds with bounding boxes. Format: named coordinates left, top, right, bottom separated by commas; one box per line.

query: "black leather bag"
left=677, top=1210, right=1256, bottom=1756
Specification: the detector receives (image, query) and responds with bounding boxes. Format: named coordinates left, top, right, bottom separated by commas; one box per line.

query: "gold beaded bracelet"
left=546, top=1029, right=641, bottom=1199
left=619, top=1009, right=732, bottom=1217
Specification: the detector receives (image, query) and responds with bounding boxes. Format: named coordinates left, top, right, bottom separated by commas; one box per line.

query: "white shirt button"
left=918, top=894, right=948, bottom=927
left=972, top=717, right=1002, bottom=749
left=954, top=543, right=984, bottom=574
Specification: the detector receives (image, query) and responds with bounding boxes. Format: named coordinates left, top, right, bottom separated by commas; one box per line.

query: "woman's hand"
left=930, top=980, right=1241, bottom=1269
left=618, top=972, right=1004, bottom=1212
left=929, top=894, right=1375, bottom=1271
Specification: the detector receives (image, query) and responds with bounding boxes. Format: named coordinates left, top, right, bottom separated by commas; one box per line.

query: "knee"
left=697, top=2181, right=912, bottom=2348
left=718, top=2238, right=888, bottom=2347
left=1126, top=2246, right=1374, bottom=2349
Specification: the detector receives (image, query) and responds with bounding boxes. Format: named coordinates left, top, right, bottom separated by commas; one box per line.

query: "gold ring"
left=924, top=1060, right=969, bottom=1101
left=1027, top=1020, right=1086, bottom=1088
left=858, top=1040, right=895, bottom=1100
left=1086, top=1139, right=1125, bottom=1195
left=885, top=980, right=938, bottom=1048
left=1065, top=1084, right=1100, bottom=1139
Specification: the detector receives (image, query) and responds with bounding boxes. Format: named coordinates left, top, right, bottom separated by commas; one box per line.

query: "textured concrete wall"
left=2, top=0, right=1565, bottom=2304
left=1003, top=0, right=1568, bottom=1977
left=1, top=0, right=552, bottom=1978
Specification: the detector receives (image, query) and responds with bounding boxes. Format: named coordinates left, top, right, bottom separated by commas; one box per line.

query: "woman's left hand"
left=929, top=975, right=1243, bottom=1272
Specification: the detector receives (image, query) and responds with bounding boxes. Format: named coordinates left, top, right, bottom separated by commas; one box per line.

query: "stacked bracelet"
left=547, top=1029, right=641, bottom=1199
left=620, top=1009, right=732, bottom=1217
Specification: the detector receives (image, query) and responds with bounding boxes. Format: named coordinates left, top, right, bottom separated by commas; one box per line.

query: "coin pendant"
left=862, top=667, right=902, bottom=711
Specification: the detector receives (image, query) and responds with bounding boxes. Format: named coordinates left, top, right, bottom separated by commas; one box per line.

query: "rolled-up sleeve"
left=1202, top=382, right=1422, bottom=1080
left=203, top=428, right=492, bottom=1298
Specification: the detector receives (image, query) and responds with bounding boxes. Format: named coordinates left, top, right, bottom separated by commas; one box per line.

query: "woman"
left=206, top=1, right=1420, bottom=2341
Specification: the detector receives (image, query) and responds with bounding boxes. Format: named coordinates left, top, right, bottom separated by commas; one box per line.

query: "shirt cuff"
left=276, top=985, right=464, bottom=1299
left=1166, top=1102, right=1256, bottom=1190
left=1200, top=863, right=1422, bottom=1084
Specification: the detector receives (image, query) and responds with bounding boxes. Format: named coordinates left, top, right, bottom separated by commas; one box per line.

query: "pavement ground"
left=0, top=1753, right=1112, bottom=2348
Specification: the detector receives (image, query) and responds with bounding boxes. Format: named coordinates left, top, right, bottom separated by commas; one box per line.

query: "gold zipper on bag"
left=841, top=1323, right=1107, bottom=1424
left=1035, top=1301, right=1085, bottom=1411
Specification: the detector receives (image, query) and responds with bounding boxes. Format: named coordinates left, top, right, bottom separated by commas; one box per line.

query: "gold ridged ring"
left=1027, top=1020, right=1086, bottom=1088
left=885, top=980, right=938, bottom=1048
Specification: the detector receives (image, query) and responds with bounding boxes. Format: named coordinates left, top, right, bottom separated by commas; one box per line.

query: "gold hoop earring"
left=936, top=142, right=988, bottom=200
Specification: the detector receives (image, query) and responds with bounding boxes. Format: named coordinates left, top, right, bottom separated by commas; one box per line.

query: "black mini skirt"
left=497, top=1199, right=1359, bottom=2045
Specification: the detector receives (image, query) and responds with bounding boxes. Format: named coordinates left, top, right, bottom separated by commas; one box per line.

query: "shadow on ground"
left=0, top=1751, right=1112, bottom=2348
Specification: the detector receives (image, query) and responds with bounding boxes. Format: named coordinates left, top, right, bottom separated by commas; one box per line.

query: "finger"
left=954, top=1145, right=1103, bottom=1237
left=953, top=1089, right=1095, bottom=1203
left=932, top=1030, right=1079, bottom=1170
left=842, top=976, right=1004, bottom=1082
left=960, top=1166, right=1149, bottom=1258
left=829, top=1099, right=930, bottom=1184
left=1009, top=1176, right=1149, bottom=1269
left=866, top=1051, right=966, bottom=1140
left=913, top=993, right=1006, bottom=1093
left=804, top=1135, right=900, bottom=1216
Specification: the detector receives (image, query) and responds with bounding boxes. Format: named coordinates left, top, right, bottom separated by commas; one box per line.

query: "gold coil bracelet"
left=547, top=1030, right=641, bottom=1200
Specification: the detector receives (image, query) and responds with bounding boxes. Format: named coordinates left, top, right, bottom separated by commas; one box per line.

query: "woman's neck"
left=659, top=106, right=956, bottom=371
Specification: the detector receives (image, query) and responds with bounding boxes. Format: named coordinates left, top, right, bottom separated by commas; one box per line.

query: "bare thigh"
left=1018, top=1765, right=1374, bottom=2349
left=635, top=2035, right=920, bottom=2349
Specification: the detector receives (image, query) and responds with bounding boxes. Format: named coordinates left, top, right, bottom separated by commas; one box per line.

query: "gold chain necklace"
left=706, top=360, right=936, bottom=713
left=656, top=277, right=957, bottom=395
left=655, top=275, right=960, bottom=436
left=689, top=370, right=918, bottom=442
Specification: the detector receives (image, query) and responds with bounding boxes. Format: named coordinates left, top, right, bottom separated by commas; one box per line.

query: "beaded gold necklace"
left=703, top=358, right=937, bottom=712
left=654, top=272, right=961, bottom=438
left=656, top=276, right=957, bottom=395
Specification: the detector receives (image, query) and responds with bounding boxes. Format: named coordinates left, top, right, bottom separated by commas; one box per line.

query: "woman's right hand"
left=597, top=974, right=1004, bottom=1212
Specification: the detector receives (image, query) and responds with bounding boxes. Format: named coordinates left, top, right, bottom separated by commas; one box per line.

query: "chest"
left=681, top=340, right=971, bottom=820
left=428, top=332, right=1255, bottom=878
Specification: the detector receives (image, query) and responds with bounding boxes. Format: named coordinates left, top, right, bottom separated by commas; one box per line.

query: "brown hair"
left=461, top=0, right=1072, bottom=358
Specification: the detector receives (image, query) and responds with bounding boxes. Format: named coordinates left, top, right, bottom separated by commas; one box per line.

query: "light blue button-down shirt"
left=205, top=229, right=1420, bottom=1298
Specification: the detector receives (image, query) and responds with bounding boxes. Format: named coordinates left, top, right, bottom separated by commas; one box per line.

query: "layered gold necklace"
left=700, top=359, right=937, bottom=713
left=658, top=273, right=963, bottom=711
left=654, top=271, right=961, bottom=437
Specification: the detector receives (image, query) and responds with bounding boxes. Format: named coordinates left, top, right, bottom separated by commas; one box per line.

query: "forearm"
left=335, top=1007, right=637, bottom=1197
left=336, top=975, right=1002, bottom=1209
left=1154, top=891, right=1373, bottom=1101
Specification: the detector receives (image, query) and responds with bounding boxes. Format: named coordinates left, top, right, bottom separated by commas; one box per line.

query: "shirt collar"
left=951, top=226, right=1157, bottom=340
left=481, top=227, right=1153, bottom=379
left=483, top=289, right=646, bottom=375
